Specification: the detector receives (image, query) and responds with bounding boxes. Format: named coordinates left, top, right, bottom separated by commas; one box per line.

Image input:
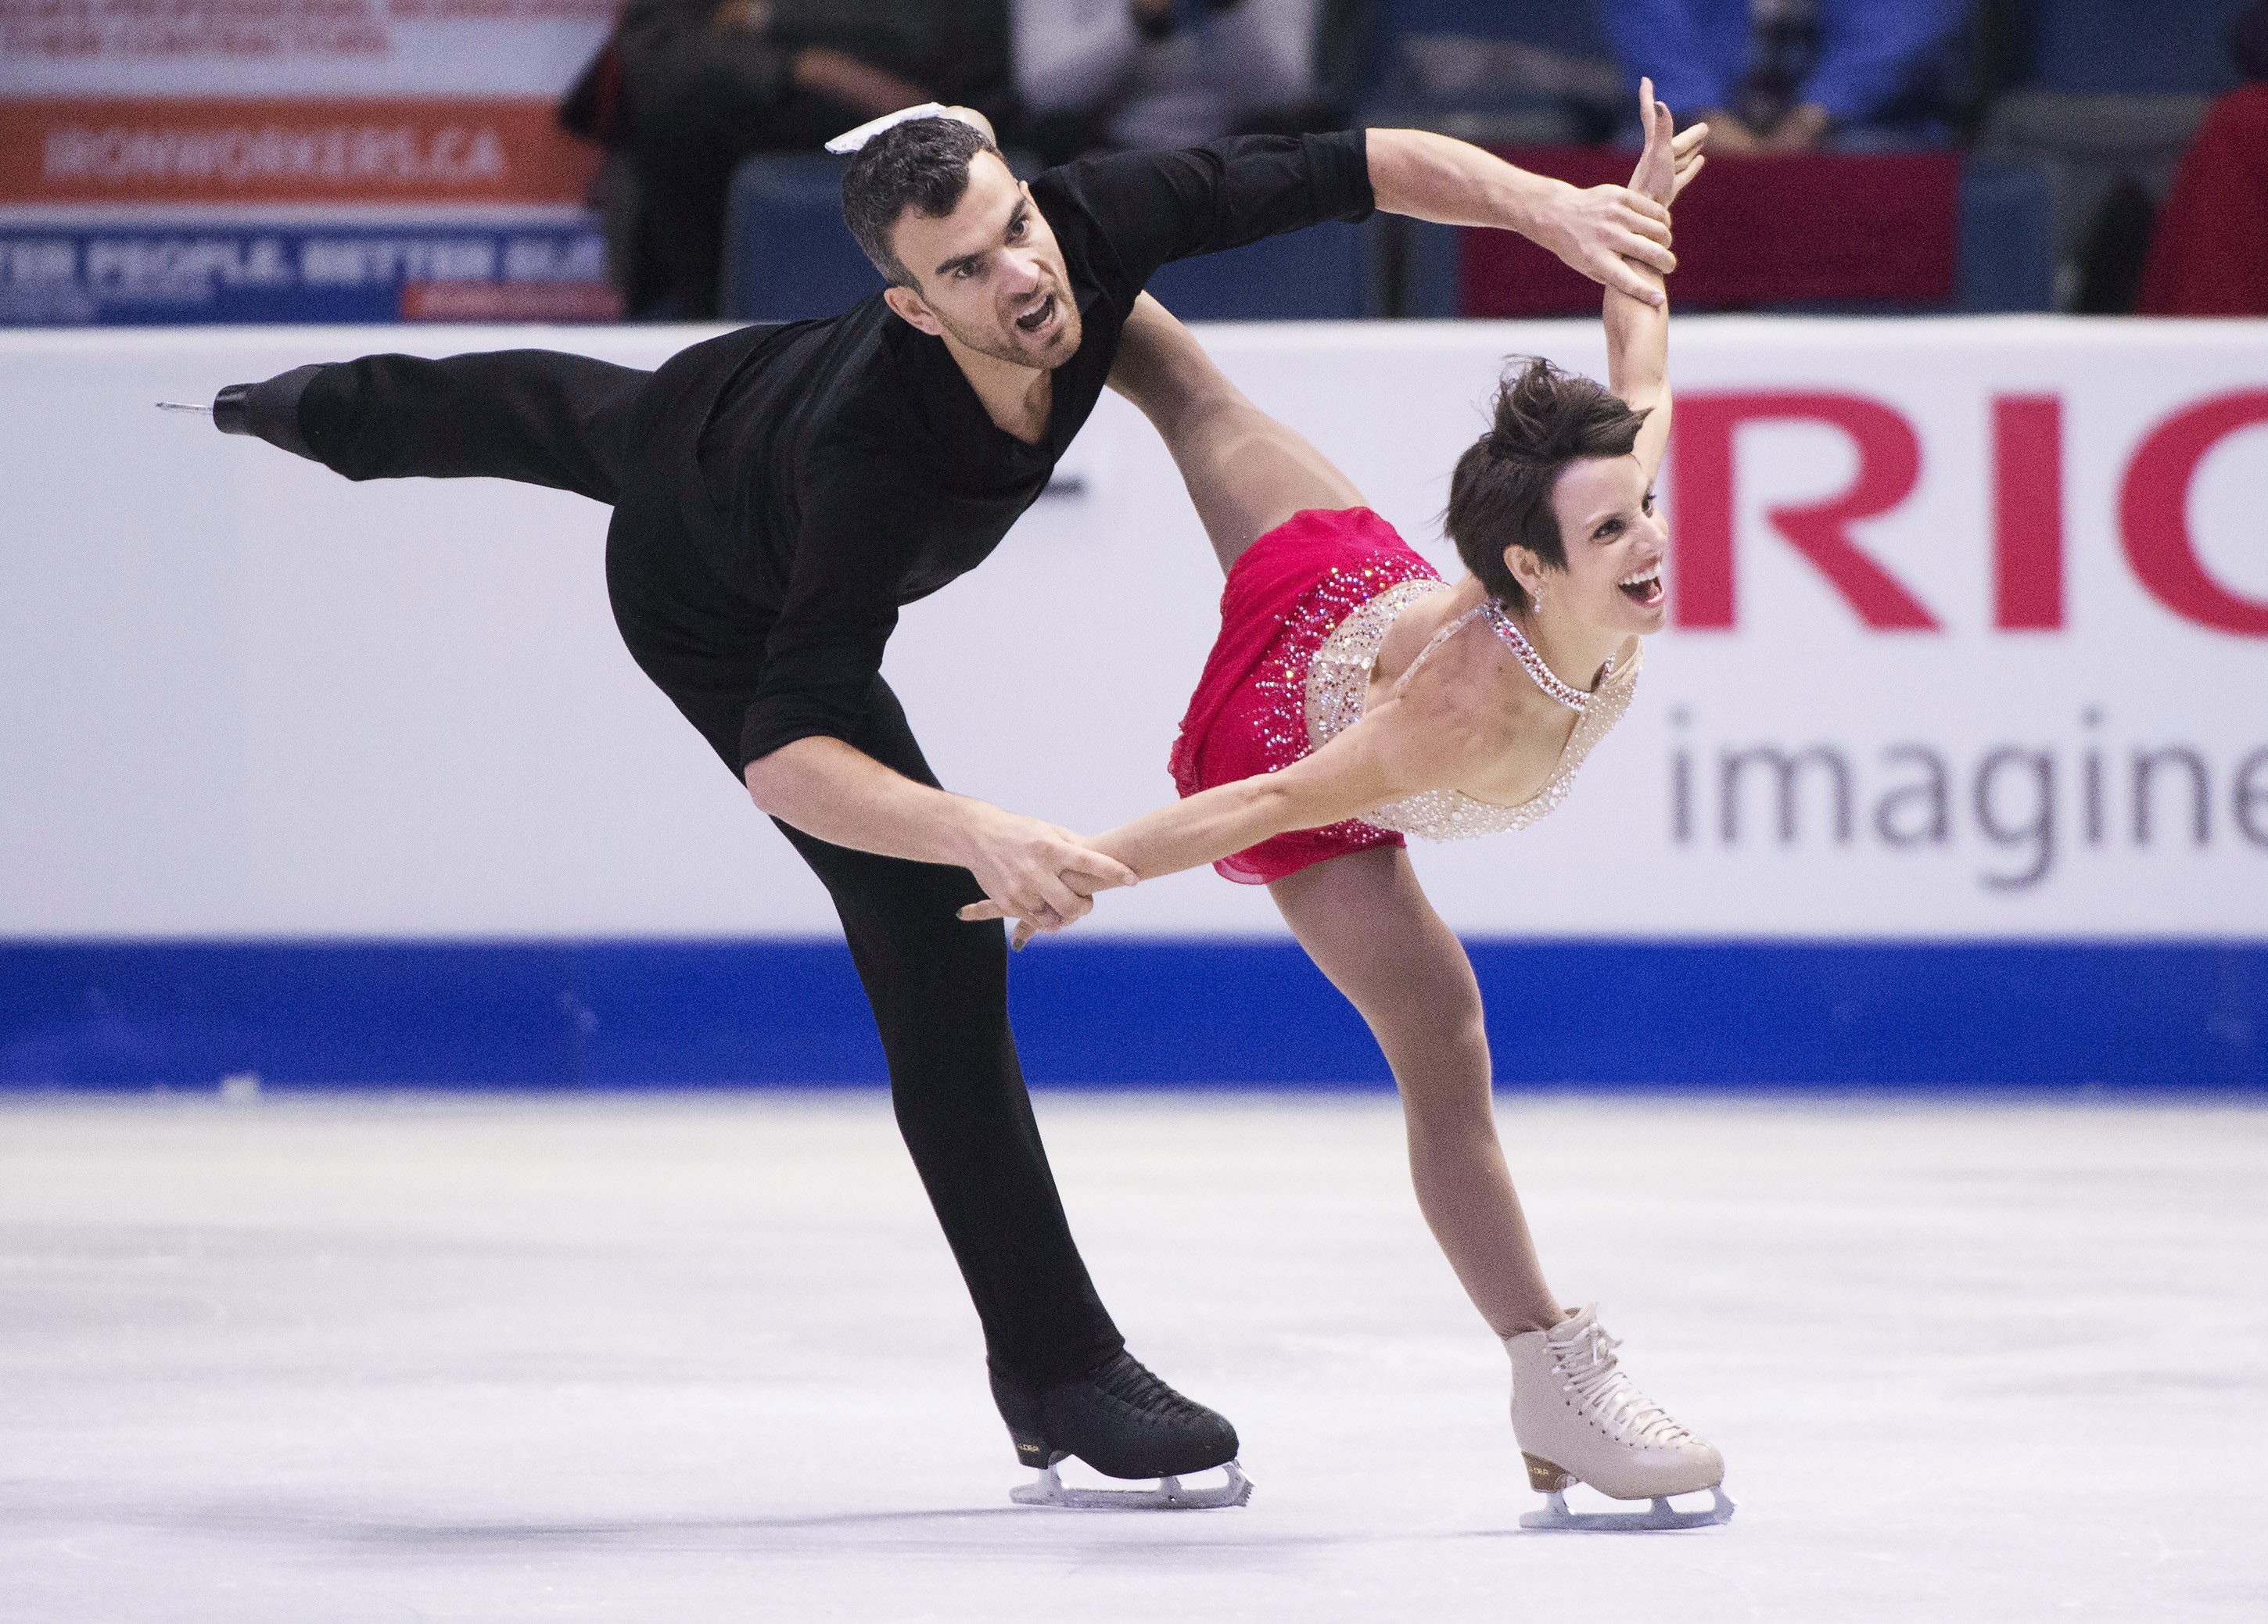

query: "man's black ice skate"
left=164, top=367, right=323, bottom=458
left=210, top=382, right=252, bottom=436
left=990, top=1350, right=1251, bottom=1510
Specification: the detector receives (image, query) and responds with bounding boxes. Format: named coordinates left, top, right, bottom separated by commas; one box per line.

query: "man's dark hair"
left=1444, top=357, right=1648, bottom=612
left=841, top=117, right=1003, bottom=288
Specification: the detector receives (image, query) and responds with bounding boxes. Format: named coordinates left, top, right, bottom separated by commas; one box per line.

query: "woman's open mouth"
left=1014, top=292, right=1057, bottom=335
left=1618, top=565, right=1664, bottom=608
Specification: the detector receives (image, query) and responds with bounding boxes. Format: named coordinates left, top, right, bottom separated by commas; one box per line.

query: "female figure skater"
left=968, top=84, right=1729, bottom=1530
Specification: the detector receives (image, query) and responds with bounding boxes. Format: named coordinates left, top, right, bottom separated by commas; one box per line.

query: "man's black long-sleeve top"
left=651, top=128, right=1374, bottom=773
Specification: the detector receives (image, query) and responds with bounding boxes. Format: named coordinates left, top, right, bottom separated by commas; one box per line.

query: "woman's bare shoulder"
left=1383, top=619, right=1551, bottom=758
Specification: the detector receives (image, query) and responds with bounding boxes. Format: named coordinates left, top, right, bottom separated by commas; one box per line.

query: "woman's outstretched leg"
left=1268, top=844, right=1562, bottom=1337
left=1109, top=293, right=1367, bottom=574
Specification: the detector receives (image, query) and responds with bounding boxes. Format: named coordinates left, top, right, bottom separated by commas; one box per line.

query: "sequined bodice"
left=1304, top=583, right=1642, bottom=840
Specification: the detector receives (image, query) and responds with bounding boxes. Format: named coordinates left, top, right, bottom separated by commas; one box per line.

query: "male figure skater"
left=197, top=109, right=1677, bottom=1504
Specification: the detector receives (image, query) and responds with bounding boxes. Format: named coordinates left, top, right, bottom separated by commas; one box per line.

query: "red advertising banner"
left=0, top=98, right=600, bottom=206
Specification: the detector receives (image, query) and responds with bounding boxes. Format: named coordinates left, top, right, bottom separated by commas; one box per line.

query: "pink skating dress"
left=1167, top=507, right=1642, bottom=884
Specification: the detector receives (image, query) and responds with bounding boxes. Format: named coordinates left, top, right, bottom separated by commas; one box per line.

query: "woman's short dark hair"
left=1445, top=357, right=1648, bottom=612
left=841, top=117, right=1002, bottom=288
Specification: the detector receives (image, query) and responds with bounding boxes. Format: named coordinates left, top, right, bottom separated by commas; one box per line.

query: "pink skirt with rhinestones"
left=1168, top=507, right=1443, bottom=884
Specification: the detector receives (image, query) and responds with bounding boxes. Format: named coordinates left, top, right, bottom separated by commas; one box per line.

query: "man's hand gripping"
left=1527, top=80, right=1708, bottom=299
left=957, top=806, right=1135, bottom=949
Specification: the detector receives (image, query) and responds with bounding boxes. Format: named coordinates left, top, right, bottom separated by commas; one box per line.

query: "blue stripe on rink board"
left=0, top=940, right=2260, bottom=1092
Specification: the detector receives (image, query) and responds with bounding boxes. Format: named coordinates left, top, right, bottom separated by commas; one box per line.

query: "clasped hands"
left=1530, top=78, right=1710, bottom=299
left=955, top=806, right=1132, bottom=950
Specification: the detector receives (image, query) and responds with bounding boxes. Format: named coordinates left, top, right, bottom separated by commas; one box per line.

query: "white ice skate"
left=1010, top=1459, right=1254, bottom=1511
left=1503, top=1304, right=1734, bottom=1532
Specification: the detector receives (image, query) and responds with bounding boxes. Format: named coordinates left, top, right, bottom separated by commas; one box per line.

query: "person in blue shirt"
left=1602, top=0, right=1971, bottom=151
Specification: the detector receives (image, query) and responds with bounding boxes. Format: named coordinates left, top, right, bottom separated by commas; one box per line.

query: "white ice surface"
left=1, top=1094, right=2262, bottom=1622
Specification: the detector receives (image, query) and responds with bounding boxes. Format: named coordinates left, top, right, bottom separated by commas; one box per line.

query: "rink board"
left=1, top=320, right=2263, bottom=1088
left=2, top=939, right=2260, bottom=1089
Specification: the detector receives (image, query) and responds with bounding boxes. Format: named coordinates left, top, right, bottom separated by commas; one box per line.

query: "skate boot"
left=990, top=1350, right=1251, bottom=1510
left=156, top=367, right=326, bottom=458
left=1504, top=1304, right=1733, bottom=1531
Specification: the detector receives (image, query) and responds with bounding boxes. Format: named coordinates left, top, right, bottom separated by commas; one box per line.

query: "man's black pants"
left=291, top=348, right=1126, bottom=1386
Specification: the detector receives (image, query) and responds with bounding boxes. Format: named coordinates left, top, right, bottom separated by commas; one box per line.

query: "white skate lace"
left=1553, top=1322, right=1692, bottom=1447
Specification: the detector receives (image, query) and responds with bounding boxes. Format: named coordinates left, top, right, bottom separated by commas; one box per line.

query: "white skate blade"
left=1010, top=1460, right=1253, bottom=1511
left=1520, top=1485, right=1735, bottom=1533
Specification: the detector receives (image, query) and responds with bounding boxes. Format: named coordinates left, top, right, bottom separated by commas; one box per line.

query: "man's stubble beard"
left=938, top=300, right=1083, bottom=373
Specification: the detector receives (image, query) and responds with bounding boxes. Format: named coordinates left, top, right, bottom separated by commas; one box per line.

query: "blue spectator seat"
left=1956, top=156, right=2056, bottom=311
left=720, top=154, right=877, bottom=323
left=2019, top=0, right=2248, bottom=94
left=1147, top=222, right=1376, bottom=320
left=722, top=152, right=1380, bottom=323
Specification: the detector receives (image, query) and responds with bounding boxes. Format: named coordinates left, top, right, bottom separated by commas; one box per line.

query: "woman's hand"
left=1365, top=127, right=1677, bottom=304
left=959, top=867, right=1105, bottom=949
left=1629, top=77, right=1708, bottom=210
left=955, top=807, right=1136, bottom=945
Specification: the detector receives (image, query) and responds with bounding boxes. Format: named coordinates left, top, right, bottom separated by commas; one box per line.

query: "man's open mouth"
left=1015, top=292, right=1057, bottom=335
left=1618, top=565, right=1664, bottom=607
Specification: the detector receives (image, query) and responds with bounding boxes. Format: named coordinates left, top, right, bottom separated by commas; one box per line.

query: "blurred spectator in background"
left=1602, top=0, right=1972, bottom=151
left=2137, top=0, right=2268, bottom=315
left=1012, top=0, right=1335, bottom=162
left=564, top=0, right=1010, bottom=316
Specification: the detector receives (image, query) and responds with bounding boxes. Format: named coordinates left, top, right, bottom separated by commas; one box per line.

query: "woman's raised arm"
left=1610, top=80, right=1706, bottom=484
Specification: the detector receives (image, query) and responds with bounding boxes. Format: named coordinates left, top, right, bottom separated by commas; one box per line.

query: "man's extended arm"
left=1061, top=127, right=1679, bottom=313
left=736, top=449, right=1137, bottom=927
left=1365, top=128, right=1677, bottom=306
left=745, top=739, right=1137, bottom=923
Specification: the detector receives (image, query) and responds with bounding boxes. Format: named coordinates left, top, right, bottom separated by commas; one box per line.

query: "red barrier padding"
left=1461, top=147, right=1961, bottom=315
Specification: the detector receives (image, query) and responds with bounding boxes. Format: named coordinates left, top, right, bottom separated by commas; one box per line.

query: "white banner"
left=0, top=2, right=609, bottom=211
left=0, top=0, right=610, bottom=98
left=0, top=317, right=2262, bottom=939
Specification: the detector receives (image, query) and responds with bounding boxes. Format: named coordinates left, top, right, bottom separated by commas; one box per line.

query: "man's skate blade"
left=1010, top=1461, right=1252, bottom=1511
left=1520, top=1486, right=1734, bottom=1533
